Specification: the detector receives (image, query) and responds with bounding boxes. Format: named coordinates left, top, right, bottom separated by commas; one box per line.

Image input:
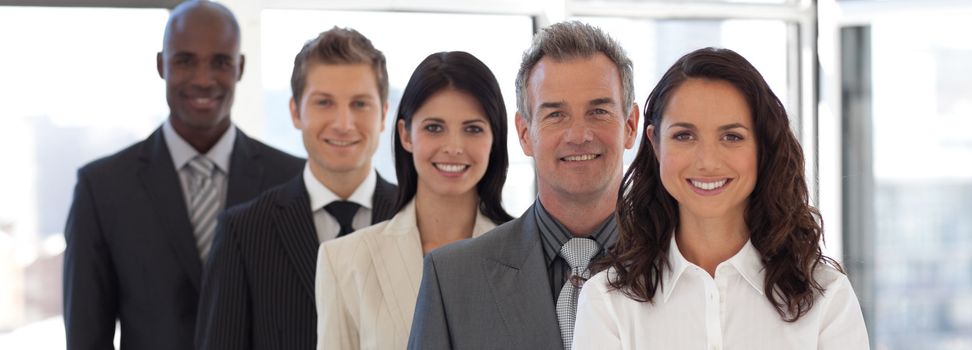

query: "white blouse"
left=572, top=237, right=869, bottom=350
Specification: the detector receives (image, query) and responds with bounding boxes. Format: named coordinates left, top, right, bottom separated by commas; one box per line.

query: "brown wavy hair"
left=598, top=47, right=841, bottom=322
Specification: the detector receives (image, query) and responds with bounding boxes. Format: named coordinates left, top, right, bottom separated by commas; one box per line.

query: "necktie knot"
left=324, top=201, right=361, bottom=237
left=187, top=156, right=215, bottom=178
left=559, top=237, right=600, bottom=275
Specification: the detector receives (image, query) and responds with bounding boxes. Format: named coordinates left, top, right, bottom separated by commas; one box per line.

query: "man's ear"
left=289, top=98, right=301, bottom=129
left=380, top=102, right=389, bottom=132
left=624, top=102, right=640, bottom=149
left=397, top=119, right=413, bottom=153
left=515, top=112, right=534, bottom=157
left=156, top=52, right=165, bottom=79
left=237, top=54, right=246, bottom=81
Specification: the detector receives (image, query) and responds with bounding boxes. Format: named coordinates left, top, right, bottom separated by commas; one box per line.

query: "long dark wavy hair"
left=600, top=47, right=841, bottom=322
left=393, top=51, right=513, bottom=225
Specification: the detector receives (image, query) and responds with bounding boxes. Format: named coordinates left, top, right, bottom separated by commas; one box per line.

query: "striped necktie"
left=187, top=156, right=219, bottom=262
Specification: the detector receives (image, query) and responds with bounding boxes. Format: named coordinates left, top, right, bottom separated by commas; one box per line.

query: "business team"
left=63, top=1, right=870, bottom=350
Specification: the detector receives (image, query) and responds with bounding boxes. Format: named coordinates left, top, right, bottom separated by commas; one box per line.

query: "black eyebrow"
left=667, top=122, right=696, bottom=130
left=667, top=122, right=750, bottom=131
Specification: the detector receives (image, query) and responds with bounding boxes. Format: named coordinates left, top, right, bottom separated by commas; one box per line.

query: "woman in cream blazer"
left=315, top=51, right=514, bottom=350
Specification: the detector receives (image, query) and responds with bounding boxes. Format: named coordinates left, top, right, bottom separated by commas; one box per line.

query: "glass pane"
left=572, top=0, right=794, bottom=4
left=847, top=14, right=972, bottom=350
left=0, top=6, right=169, bottom=349
left=571, top=17, right=792, bottom=167
left=260, top=10, right=535, bottom=215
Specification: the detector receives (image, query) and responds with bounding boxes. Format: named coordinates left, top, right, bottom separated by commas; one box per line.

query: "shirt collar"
left=661, top=235, right=765, bottom=303
left=303, top=164, right=377, bottom=212
left=162, top=119, right=236, bottom=173
left=725, top=239, right=766, bottom=296
left=534, top=199, right=618, bottom=265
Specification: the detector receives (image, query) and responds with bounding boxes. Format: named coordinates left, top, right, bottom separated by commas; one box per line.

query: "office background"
left=0, top=0, right=969, bottom=349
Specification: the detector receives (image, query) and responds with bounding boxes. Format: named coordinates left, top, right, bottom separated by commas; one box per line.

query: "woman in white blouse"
left=315, top=51, right=513, bottom=350
left=572, top=48, right=869, bottom=349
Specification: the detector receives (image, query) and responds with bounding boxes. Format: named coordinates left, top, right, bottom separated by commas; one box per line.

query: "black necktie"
left=324, top=201, right=361, bottom=237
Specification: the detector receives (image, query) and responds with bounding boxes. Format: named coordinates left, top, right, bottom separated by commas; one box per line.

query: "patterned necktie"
left=556, top=237, right=600, bottom=350
left=186, top=156, right=219, bottom=262
left=324, top=201, right=361, bottom=237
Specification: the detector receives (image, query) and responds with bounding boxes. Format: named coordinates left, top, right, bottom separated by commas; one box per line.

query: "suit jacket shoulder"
left=410, top=205, right=563, bottom=350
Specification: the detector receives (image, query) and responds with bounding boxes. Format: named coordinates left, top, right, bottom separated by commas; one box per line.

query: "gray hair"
left=515, top=21, right=635, bottom=121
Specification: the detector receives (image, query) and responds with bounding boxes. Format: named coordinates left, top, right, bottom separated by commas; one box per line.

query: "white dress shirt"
left=303, top=164, right=376, bottom=243
left=572, top=237, right=870, bottom=350
left=162, top=120, right=235, bottom=224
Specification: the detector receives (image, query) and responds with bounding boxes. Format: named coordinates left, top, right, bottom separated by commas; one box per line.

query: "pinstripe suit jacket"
left=195, top=172, right=397, bottom=350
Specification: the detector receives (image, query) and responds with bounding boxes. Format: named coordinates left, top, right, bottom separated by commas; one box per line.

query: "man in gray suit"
left=408, top=21, right=639, bottom=350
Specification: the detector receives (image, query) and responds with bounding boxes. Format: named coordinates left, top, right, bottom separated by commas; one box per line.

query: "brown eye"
left=424, top=124, right=443, bottom=133
left=722, top=133, right=743, bottom=142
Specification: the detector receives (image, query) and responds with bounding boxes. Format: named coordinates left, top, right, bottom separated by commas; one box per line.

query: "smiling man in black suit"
left=62, top=1, right=303, bottom=349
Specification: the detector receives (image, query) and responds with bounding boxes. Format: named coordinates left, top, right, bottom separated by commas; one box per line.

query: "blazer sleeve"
left=63, top=170, right=119, bottom=350
left=817, top=275, right=871, bottom=349
left=196, top=213, right=252, bottom=350
left=316, top=243, right=358, bottom=350
left=407, top=253, right=452, bottom=350
left=571, top=276, right=622, bottom=350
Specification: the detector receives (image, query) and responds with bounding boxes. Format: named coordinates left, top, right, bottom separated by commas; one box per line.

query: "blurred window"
left=0, top=6, right=169, bottom=348
left=843, top=13, right=972, bottom=350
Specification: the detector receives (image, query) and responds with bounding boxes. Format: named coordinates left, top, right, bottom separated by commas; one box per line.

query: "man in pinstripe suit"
left=195, top=27, right=398, bottom=350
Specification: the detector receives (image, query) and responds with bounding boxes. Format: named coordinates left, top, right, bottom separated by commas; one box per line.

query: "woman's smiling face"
left=648, top=78, right=757, bottom=222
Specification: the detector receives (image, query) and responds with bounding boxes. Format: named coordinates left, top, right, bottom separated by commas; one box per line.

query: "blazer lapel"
left=370, top=202, right=499, bottom=335
left=137, top=128, right=203, bottom=291
left=368, top=202, right=423, bottom=334
left=272, top=175, right=320, bottom=300
left=481, top=205, right=563, bottom=349
left=225, top=130, right=264, bottom=207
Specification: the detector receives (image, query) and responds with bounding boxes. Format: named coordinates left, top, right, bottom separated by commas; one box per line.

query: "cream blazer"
left=315, top=200, right=496, bottom=350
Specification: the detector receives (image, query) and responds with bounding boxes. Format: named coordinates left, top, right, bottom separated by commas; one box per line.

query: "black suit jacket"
left=63, top=127, right=304, bottom=350
left=195, top=172, right=398, bottom=350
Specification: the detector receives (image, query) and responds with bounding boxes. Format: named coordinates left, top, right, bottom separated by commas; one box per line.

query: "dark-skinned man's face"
left=157, top=7, right=244, bottom=132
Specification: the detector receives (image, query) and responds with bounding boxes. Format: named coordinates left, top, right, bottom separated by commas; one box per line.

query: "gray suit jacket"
left=408, top=204, right=564, bottom=350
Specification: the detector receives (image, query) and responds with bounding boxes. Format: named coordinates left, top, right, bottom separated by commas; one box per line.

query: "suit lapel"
left=370, top=202, right=499, bottom=335
left=370, top=174, right=397, bottom=223
left=225, top=130, right=263, bottom=207
left=273, top=175, right=320, bottom=300
left=137, top=129, right=203, bottom=291
left=368, top=202, right=423, bottom=334
left=481, top=205, right=563, bottom=349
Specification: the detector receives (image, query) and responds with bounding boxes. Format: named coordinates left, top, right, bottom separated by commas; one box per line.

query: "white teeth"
left=691, top=179, right=728, bottom=191
left=435, top=163, right=468, bottom=173
left=562, top=154, right=597, bottom=162
left=327, top=139, right=356, bottom=146
left=192, top=97, right=215, bottom=106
